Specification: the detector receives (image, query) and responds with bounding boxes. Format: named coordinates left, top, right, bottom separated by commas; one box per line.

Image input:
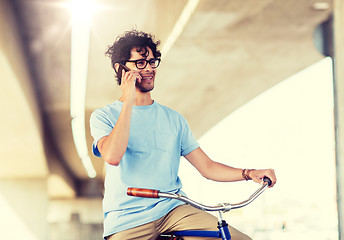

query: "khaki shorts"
left=107, top=204, right=252, bottom=240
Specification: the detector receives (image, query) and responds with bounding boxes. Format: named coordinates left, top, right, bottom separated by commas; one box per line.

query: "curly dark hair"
left=105, top=29, right=161, bottom=85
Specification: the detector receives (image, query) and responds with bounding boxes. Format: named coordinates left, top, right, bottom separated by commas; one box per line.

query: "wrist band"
left=242, top=169, right=254, bottom=181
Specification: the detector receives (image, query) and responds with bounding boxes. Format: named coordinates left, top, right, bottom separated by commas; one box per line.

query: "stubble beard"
left=135, top=80, right=155, bottom=93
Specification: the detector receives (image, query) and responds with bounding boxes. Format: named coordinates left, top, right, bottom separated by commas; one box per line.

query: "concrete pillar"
left=0, top=179, right=49, bottom=240
left=333, top=0, right=344, bottom=239
left=48, top=198, right=103, bottom=240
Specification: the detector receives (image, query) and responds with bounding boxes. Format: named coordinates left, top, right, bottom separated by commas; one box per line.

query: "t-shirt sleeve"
left=180, top=116, right=200, bottom=156
left=89, top=109, right=115, bottom=157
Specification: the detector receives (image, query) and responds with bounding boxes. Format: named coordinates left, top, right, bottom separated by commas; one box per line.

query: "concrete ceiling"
left=0, top=0, right=333, bottom=197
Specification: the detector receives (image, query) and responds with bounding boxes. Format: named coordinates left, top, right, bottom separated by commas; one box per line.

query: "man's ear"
left=114, top=63, right=120, bottom=73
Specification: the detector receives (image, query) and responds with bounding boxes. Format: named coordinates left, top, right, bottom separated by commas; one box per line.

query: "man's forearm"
left=185, top=148, right=276, bottom=186
left=185, top=148, right=244, bottom=182
left=98, top=102, right=133, bottom=166
left=202, top=161, right=245, bottom=182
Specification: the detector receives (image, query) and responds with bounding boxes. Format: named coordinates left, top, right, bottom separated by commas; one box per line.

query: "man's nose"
left=144, top=62, right=154, bottom=71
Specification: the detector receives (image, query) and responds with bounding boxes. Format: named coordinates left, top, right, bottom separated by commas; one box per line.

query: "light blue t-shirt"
left=90, top=100, right=200, bottom=238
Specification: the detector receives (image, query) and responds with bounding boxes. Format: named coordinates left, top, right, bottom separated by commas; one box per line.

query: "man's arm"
left=97, top=102, right=133, bottom=166
left=97, top=69, right=140, bottom=166
left=184, top=147, right=277, bottom=187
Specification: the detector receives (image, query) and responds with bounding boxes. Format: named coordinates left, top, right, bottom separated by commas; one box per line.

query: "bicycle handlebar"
left=263, top=176, right=272, bottom=186
left=127, top=177, right=272, bottom=213
left=127, top=188, right=160, bottom=198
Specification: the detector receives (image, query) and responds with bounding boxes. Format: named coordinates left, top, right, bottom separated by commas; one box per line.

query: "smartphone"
left=116, top=64, right=130, bottom=79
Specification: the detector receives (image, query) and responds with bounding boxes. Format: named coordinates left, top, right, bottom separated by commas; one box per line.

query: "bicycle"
left=127, top=177, right=272, bottom=240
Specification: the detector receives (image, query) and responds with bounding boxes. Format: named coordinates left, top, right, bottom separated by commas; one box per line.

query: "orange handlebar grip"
left=127, top=188, right=160, bottom=198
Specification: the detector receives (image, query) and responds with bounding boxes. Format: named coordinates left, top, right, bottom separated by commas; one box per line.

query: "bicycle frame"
left=171, top=219, right=231, bottom=239
left=128, top=177, right=272, bottom=240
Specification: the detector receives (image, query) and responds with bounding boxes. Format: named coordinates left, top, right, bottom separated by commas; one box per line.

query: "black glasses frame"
left=126, top=58, right=161, bottom=69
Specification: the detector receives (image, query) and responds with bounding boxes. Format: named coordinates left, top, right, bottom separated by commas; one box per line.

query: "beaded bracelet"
left=242, top=169, right=254, bottom=181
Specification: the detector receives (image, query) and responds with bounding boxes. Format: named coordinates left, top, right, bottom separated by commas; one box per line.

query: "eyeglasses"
left=126, top=58, right=161, bottom=69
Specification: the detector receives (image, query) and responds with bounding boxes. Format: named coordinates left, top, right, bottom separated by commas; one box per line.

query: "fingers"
left=120, top=70, right=141, bottom=103
left=122, top=70, right=141, bottom=84
left=135, top=72, right=142, bottom=83
left=265, top=168, right=276, bottom=187
left=250, top=169, right=277, bottom=188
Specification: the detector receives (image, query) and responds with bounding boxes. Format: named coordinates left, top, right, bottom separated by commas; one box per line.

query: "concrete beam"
left=0, top=0, right=48, bottom=178
left=0, top=0, right=78, bottom=198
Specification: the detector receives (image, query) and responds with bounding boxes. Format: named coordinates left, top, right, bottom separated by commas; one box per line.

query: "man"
left=90, top=30, right=276, bottom=240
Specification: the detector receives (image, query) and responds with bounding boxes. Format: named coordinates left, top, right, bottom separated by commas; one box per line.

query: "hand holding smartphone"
left=116, top=64, right=130, bottom=79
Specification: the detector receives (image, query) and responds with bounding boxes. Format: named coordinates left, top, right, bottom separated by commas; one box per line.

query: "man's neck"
left=120, top=92, right=153, bottom=106
left=134, top=96, right=154, bottom=106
